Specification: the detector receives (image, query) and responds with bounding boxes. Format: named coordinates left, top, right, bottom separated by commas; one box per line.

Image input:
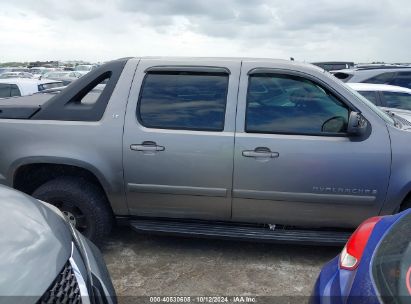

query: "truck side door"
left=123, top=59, right=240, bottom=220
left=232, top=61, right=391, bottom=228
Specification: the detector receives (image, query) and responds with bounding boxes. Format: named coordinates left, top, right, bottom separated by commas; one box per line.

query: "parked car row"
left=0, top=64, right=99, bottom=90
left=332, top=64, right=411, bottom=89
left=348, top=83, right=411, bottom=111
left=0, top=78, right=64, bottom=98
left=42, top=71, right=83, bottom=85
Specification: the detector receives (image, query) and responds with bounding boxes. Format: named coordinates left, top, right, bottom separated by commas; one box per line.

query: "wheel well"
left=400, top=191, right=411, bottom=211
left=13, top=163, right=108, bottom=198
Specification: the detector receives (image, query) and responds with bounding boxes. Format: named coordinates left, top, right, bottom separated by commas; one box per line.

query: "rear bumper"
left=310, top=256, right=343, bottom=303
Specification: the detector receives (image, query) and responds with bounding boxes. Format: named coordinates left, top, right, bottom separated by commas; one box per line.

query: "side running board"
left=129, top=218, right=351, bottom=246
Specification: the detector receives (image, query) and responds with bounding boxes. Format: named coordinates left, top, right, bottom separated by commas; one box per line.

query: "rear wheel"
left=32, top=176, right=112, bottom=244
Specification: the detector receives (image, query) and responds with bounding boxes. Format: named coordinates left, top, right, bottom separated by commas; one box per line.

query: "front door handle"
left=242, top=147, right=279, bottom=158
left=130, top=141, right=165, bottom=152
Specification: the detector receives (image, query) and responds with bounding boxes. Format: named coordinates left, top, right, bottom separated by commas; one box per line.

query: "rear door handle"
left=242, top=147, right=279, bottom=158
left=130, top=141, right=165, bottom=152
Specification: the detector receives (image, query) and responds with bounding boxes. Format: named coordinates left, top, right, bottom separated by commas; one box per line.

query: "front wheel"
left=32, top=176, right=112, bottom=244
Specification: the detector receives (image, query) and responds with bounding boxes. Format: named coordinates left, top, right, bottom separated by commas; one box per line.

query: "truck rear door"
left=123, top=59, right=240, bottom=220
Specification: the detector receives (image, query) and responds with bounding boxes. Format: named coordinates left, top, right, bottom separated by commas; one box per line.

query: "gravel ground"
left=101, top=226, right=341, bottom=303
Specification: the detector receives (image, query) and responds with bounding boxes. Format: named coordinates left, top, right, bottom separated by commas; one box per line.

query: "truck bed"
left=0, top=93, right=54, bottom=119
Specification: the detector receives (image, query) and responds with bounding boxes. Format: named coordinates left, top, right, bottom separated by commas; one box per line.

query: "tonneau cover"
left=0, top=93, right=54, bottom=119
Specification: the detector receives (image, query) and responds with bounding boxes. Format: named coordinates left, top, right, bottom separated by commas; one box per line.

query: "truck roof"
left=130, top=56, right=325, bottom=73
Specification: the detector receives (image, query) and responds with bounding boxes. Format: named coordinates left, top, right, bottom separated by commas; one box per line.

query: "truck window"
left=246, top=74, right=349, bottom=135
left=138, top=72, right=229, bottom=131
left=0, top=84, right=11, bottom=98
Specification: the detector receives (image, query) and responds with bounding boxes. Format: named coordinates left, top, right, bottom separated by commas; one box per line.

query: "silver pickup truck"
left=1, top=57, right=410, bottom=245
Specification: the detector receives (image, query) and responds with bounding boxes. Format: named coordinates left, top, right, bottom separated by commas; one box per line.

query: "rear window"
left=0, top=84, right=20, bottom=98
left=0, top=84, right=11, bottom=98
left=372, top=212, right=411, bottom=301
left=10, top=84, right=21, bottom=97
left=138, top=72, right=229, bottom=131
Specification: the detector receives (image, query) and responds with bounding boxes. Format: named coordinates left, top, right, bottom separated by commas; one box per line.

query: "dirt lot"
left=101, top=226, right=341, bottom=302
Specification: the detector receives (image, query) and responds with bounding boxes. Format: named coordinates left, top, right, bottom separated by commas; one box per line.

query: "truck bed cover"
left=0, top=93, right=53, bottom=119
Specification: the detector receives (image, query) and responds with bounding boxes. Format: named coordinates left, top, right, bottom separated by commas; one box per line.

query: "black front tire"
left=32, top=176, right=112, bottom=244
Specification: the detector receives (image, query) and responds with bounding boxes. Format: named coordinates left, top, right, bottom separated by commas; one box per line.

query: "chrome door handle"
left=130, top=141, right=165, bottom=152
left=242, top=147, right=279, bottom=158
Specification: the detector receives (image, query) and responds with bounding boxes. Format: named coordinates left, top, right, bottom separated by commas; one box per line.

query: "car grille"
left=38, top=261, right=82, bottom=304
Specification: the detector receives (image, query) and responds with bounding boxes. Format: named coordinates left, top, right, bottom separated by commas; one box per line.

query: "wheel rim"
left=53, top=202, right=89, bottom=233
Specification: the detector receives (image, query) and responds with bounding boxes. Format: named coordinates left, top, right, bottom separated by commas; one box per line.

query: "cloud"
left=0, top=0, right=410, bottom=63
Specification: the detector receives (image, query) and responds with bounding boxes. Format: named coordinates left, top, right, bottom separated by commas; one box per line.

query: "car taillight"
left=340, top=216, right=382, bottom=270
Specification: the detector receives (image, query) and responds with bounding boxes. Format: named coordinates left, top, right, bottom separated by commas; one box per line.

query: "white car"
left=0, top=78, right=64, bottom=98
left=74, top=64, right=98, bottom=75
left=0, top=71, right=33, bottom=79
left=347, top=83, right=411, bottom=112
left=30, top=67, right=56, bottom=79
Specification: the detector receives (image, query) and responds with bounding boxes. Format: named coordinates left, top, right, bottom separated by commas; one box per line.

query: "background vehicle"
left=75, top=64, right=98, bottom=75
left=0, top=78, right=64, bottom=98
left=0, top=71, right=33, bottom=79
left=347, top=83, right=411, bottom=111
left=43, top=71, right=82, bottom=85
left=30, top=67, right=55, bottom=79
left=1, top=58, right=411, bottom=244
left=332, top=66, right=411, bottom=89
left=312, top=61, right=354, bottom=71
left=311, top=209, right=411, bottom=303
left=0, top=185, right=116, bottom=303
left=0, top=67, right=30, bottom=75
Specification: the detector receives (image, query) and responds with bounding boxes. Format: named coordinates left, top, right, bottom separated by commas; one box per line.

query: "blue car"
left=312, top=209, right=411, bottom=303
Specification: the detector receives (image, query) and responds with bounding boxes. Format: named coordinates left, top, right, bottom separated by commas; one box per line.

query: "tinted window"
left=0, top=84, right=10, bottom=98
left=381, top=91, right=411, bottom=111
left=390, top=72, right=411, bottom=89
left=10, top=84, right=21, bottom=97
left=138, top=72, right=228, bottom=131
left=364, top=72, right=396, bottom=84
left=372, top=212, right=411, bottom=302
left=246, top=74, right=349, bottom=135
left=358, top=91, right=379, bottom=105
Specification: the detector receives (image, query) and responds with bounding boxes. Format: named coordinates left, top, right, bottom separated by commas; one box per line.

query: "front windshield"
left=342, top=83, right=395, bottom=125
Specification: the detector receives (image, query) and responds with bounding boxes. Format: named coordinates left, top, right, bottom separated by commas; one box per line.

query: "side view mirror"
left=347, top=111, right=367, bottom=136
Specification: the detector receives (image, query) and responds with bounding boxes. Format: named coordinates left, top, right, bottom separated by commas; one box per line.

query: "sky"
left=0, top=0, right=410, bottom=63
